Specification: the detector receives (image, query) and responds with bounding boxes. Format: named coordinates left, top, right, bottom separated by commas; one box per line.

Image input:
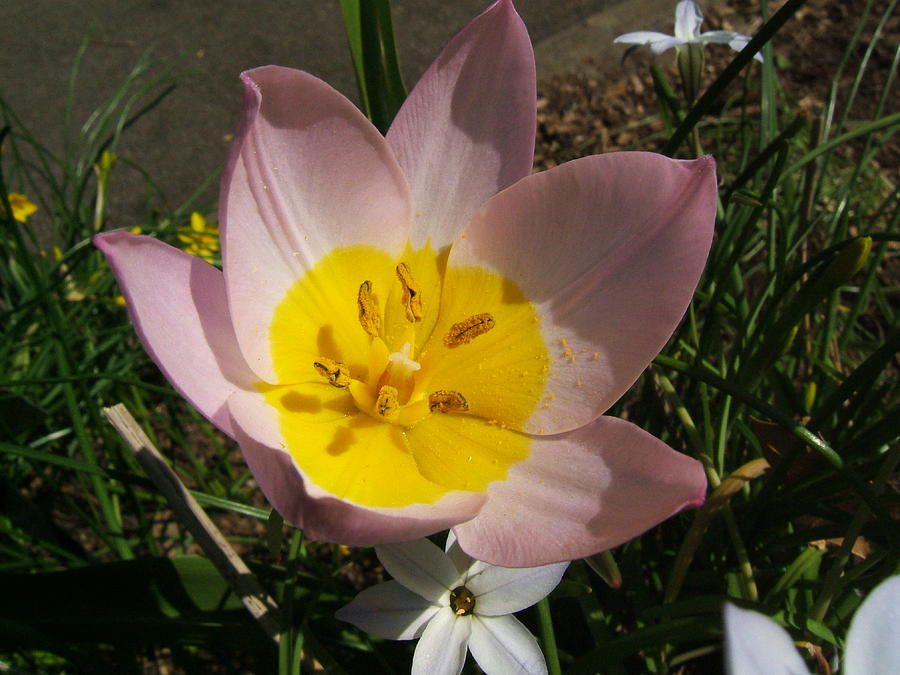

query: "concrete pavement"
left=1, top=0, right=687, bottom=223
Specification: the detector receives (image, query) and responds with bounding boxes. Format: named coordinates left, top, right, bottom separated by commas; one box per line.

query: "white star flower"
left=336, top=533, right=569, bottom=675
left=614, top=0, right=763, bottom=62
left=724, top=575, right=900, bottom=674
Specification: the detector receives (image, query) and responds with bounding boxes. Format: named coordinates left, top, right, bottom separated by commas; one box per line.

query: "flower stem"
left=537, top=596, right=562, bottom=675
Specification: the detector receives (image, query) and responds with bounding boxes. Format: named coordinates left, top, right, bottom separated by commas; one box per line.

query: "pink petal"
left=448, top=153, right=717, bottom=434
left=386, top=0, right=535, bottom=249
left=226, top=391, right=487, bottom=546
left=453, top=416, right=707, bottom=567
left=94, top=232, right=256, bottom=437
left=221, top=65, right=412, bottom=382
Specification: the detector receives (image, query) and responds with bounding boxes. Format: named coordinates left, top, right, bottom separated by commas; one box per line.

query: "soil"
left=534, top=0, right=900, bottom=173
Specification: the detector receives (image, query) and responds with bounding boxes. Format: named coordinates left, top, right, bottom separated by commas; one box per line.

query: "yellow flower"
left=177, top=212, right=220, bottom=264
left=5, top=193, right=38, bottom=223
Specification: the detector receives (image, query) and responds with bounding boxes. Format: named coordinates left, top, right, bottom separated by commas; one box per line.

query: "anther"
left=396, top=262, right=423, bottom=322
left=376, top=385, right=400, bottom=419
left=313, top=358, right=352, bottom=388
left=428, top=390, right=469, bottom=413
left=443, top=313, right=495, bottom=348
left=357, top=280, right=381, bottom=337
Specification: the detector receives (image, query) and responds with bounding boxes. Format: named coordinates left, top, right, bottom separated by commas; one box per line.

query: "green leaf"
left=740, top=237, right=872, bottom=385
left=767, top=547, right=825, bottom=602
left=805, top=617, right=838, bottom=647
left=0, top=556, right=264, bottom=649
left=340, top=0, right=407, bottom=134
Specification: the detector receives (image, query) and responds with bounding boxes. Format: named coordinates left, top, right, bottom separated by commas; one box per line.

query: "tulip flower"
left=337, top=533, right=568, bottom=674
left=95, top=0, right=717, bottom=567
left=724, top=576, right=900, bottom=675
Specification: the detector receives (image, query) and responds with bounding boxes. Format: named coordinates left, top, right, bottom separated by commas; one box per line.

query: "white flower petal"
left=335, top=580, right=437, bottom=640
left=468, top=614, right=547, bottom=675
left=469, top=562, right=569, bottom=617
left=412, top=608, right=471, bottom=675
left=445, top=531, right=474, bottom=576
left=613, top=30, right=676, bottom=46
left=376, top=538, right=460, bottom=603
left=726, top=35, right=765, bottom=62
left=649, top=36, right=686, bottom=55
left=844, top=576, right=900, bottom=675
left=724, top=604, right=810, bottom=675
left=674, top=0, right=704, bottom=41
left=698, top=29, right=744, bottom=44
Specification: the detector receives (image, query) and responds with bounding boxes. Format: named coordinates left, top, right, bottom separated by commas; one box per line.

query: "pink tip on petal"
left=94, top=231, right=257, bottom=438
left=386, top=0, right=536, bottom=249
left=453, top=416, right=708, bottom=567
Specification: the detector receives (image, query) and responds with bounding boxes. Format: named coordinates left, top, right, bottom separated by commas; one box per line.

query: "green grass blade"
left=339, top=0, right=407, bottom=134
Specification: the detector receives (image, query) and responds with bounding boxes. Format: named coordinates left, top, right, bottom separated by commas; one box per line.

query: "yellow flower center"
left=259, top=243, right=550, bottom=508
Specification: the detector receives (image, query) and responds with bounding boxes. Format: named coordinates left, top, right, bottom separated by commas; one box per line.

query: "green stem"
left=721, top=505, right=759, bottom=602
left=537, top=596, right=562, bottom=675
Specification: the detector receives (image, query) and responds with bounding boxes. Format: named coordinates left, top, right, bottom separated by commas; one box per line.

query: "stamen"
left=313, top=357, right=352, bottom=388
left=396, top=262, right=423, bottom=322
left=449, top=586, right=476, bottom=616
left=376, top=385, right=400, bottom=419
left=428, top=390, right=469, bottom=413
left=357, top=280, right=381, bottom=337
left=444, top=313, right=495, bottom=348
